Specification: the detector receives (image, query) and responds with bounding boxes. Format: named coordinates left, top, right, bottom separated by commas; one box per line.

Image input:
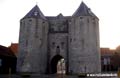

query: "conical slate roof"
left=73, top=2, right=97, bottom=17
left=23, top=5, right=46, bottom=20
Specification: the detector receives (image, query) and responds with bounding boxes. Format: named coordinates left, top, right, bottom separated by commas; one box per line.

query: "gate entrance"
left=50, top=55, right=65, bottom=74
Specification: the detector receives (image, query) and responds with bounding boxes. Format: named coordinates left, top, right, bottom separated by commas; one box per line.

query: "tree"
left=116, top=45, right=120, bottom=52
left=111, top=52, right=120, bottom=70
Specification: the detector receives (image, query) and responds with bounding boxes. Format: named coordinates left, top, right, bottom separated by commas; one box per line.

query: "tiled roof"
left=73, top=1, right=97, bottom=17
left=0, top=45, right=15, bottom=57
left=23, top=5, right=46, bottom=20
left=100, top=48, right=116, bottom=56
left=8, top=43, right=18, bottom=56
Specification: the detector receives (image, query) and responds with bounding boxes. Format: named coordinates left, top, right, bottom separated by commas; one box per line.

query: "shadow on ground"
left=0, top=74, right=118, bottom=78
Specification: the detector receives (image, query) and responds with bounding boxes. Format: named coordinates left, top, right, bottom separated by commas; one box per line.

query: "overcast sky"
left=0, top=0, right=120, bottom=49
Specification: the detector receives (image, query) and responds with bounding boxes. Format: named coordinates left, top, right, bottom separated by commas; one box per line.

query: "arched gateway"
left=50, top=55, right=65, bottom=74
left=17, top=1, right=101, bottom=75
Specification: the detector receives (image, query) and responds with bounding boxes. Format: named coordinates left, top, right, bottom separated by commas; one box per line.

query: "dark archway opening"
left=50, top=55, right=65, bottom=74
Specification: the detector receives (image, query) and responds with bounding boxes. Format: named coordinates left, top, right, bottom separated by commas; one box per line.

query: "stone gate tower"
left=17, top=2, right=101, bottom=74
